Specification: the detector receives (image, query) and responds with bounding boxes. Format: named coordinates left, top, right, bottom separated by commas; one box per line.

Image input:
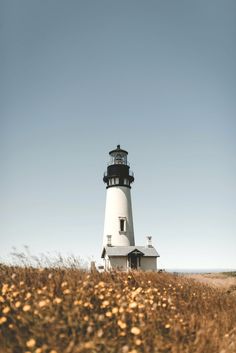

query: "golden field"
left=0, top=264, right=236, bottom=353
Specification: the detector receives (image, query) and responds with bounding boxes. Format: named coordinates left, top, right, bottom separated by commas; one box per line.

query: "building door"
left=129, top=254, right=138, bottom=269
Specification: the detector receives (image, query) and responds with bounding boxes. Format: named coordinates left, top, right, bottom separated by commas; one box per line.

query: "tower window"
left=119, top=218, right=126, bottom=232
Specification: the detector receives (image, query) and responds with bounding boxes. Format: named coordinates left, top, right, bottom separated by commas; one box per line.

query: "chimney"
left=107, top=235, right=112, bottom=247
left=146, top=236, right=153, bottom=248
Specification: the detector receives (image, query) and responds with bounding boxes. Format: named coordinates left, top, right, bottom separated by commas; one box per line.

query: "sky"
left=0, top=0, right=236, bottom=269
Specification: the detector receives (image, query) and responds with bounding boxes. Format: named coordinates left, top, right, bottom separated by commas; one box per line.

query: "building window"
left=119, top=218, right=126, bottom=232
left=115, top=177, right=119, bottom=184
left=120, top=219, right=125, bottom=231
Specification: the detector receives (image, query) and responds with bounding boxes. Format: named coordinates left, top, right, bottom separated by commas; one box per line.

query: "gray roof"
left=101, top=246, right=160, bottom=258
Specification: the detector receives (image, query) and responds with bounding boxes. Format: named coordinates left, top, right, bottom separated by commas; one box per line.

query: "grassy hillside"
left=0, top=265, right=236, bottom=353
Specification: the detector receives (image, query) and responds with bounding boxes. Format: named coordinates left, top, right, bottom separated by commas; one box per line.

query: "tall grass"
left=0, top=262, right=235, bottom=353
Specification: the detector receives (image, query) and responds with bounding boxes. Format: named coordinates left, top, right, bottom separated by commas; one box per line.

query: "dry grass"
left=0, top=264, right=236, bottom=353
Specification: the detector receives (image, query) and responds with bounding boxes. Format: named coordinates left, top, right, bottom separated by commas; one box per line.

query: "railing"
left=103, top=171, right=134, bottom=178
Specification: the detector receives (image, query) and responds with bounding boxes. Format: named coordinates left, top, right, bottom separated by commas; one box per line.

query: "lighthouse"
left=101, top=145, right=160, bottom=271
left=103, top=145, right=135, bottom=247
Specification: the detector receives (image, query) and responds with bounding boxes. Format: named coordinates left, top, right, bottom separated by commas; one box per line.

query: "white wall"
left=140, top=257, right=157, bottom=271
left=103, top=186, right=135, bottom=247
left=109, top=256, right=128, bottom=271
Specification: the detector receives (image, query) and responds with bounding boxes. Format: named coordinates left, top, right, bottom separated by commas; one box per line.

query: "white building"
left=101, top=145, right=159, bottom=271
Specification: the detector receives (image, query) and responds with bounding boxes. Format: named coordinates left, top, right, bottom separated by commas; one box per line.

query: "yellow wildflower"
left=135, top=339, right=142, bottom=346
left=2, top=306, right=10, bottom=314
left=165, top=324, right=171, bottom=329
left=2, top=284, right=8, bottom=295
left=105, top=311, right=112, bottom=317
left=35, top=348, right=43, bottom=353
left=63, top=289, right=70, bottom=294
left=117, top=320, right=127, bottom=329
left=101, top=300, right=109, bottom=307
left=54, top=297, right=62, bottom=304
left=112, top=307, right=119, bottom=314
left=131, top=327, right=141, bottom=335
left=0, top=317, right=7, bottom=324
left=38, top=300, right=47, bottom=308
left=97, top=329, right=103, bottom=337
left=98, top=281, right=105, bottom=287
left=129, top=301, right=137, bottom=309
left=25, top=292, right=32, bottom=300
left=23, top=304, right=31, bottom=312
left=26, top=338, right=36, bottom=348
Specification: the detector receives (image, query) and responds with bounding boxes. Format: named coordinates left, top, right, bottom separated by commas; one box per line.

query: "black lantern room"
left=103, top=145, right=134, bottom=188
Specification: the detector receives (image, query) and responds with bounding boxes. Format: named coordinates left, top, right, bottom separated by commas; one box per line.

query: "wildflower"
left=101, top=300, right=109, bottom=307
left=0, top=296, right=4, bottom=303
left=23, top=304, right=31, bottom=312
left=131, top=327, right=141, bottom=335
left=54, top=297, right=62, bottom=304
left=105, top=311, right=112, bottom=317
left=25, top=292, right=32, bottom=300
left=117, top=320, right=127, bottom=329
left=9, top=323, right=14, bottom=329
left=87, top=326, right=93, bottom=334
left=49, top=350, right=58, bottom=353
left=135, top=339, right=142, bottom=346
left=35, top=348, right=43, bottom=353
left=98, top=281, right=105, bottom=287
left=63, top=289, right=70, bottom=294
left=0, top=317, right=7, bottom=325
left=112, top=307, right=119, bottom=314
left=162, top=303, right=167, bottom=308
left=2, top=284, right=8, bottom=295
left=48, top=273, right=53, bottom=279
left=121, top=345, right=129, bottom=353
left=38, top=300, right=47, bottom=308
left=26, top=338, right=36, bottom=348
left=11, top=273, right=16, bottom=279
left=165, top=324, right=171, bottom=329
left=97, top=329, right=103, bottom=337
left=61, top=281, right=68, bottom=288
left=19, top=281, right=24, bottom=286
left=74, top=300, right=82, bottom=306
left=129, top=301, right=137, bottom=309
left=2, top=306, right=10, bottom=314
left=83, top=342, right=94, bottom=349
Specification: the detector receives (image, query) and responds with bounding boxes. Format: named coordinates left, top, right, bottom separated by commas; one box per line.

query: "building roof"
left=101, top=246, right=160, bottom=258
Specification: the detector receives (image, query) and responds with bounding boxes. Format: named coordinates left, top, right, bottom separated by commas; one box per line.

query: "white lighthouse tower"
left=103, top=145, right=135, bottom=247
left=101, top=145, right=160, bottom=271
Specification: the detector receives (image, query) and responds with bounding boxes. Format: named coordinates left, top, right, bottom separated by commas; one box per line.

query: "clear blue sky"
left=1, top=0, right=236, bottom=269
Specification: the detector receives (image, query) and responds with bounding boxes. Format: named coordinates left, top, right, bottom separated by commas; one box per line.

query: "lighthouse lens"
left=115, top=153, right=123, bottom=164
